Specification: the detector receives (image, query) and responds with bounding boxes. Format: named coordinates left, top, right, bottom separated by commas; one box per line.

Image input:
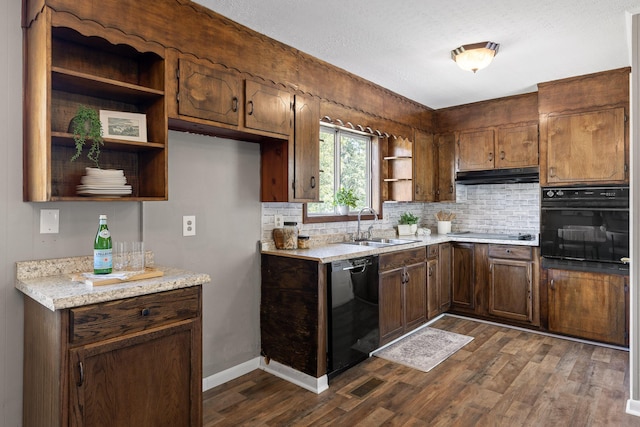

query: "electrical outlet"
left=274, top=214, right=284, bottom=228
left=40, top=209, right=59, bottom=234
left=183, top=215, right=196, bottom=236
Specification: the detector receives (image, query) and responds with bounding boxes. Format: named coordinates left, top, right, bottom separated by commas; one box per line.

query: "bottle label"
left=94, top=249, right=113, bottom=271
left=98, top=229, right=111, bottom=239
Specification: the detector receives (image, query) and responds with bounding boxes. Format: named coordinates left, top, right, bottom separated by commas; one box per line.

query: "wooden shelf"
left=52, top=67, right=164, bottom=103
left=52, top=132, right=165, bottom=151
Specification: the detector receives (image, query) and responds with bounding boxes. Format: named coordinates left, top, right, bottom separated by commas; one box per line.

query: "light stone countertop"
left=15, top=254, right=211, bottom=311
left=261, top=233, right=540, bottom=263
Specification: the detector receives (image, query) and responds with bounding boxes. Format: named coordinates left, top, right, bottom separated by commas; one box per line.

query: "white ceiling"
left=194, top=1, right=640, bottom=109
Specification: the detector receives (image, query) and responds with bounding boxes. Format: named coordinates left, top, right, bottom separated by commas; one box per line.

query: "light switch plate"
left=40, top=209, right=59, bottom=234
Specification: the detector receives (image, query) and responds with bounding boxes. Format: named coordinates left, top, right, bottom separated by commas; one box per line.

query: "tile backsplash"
left=261, top=183, right=540, bottom=244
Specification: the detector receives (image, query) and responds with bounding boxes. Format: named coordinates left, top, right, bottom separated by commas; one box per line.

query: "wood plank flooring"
left=203, top=316, right=640, bottom=426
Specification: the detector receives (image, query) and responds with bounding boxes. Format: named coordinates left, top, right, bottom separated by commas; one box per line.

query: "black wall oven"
left=540, top=186, right=629, bottom=274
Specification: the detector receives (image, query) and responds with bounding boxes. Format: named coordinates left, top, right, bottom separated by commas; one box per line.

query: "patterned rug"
left=373, top=327, right=473, bottom=372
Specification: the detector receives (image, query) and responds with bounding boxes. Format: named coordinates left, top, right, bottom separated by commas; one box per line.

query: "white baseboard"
left=202, top=357, right=260, bottom=392
left=202, top=356, right=329, bottom=394
left=627, top=399, right=640, bottom=417
left=259, top=358, right=328, bottom=394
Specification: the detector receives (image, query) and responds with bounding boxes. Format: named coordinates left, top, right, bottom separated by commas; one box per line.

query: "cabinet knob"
left=500, top=151, right=505, bottom=160
left=141, top=308, right=151, bottom=316
left=550, top=279, right=555, bottom=290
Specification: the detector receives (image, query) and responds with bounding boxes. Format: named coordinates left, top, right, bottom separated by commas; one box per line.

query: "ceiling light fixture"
left=451, top=41, right=500, bottom=73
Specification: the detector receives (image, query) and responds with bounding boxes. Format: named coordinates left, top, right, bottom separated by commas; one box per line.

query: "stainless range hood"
left=455, top=167, right=539, bottom=185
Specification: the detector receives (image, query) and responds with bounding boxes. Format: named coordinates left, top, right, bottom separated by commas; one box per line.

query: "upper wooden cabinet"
left=413, top=130, right=455, bottom=202
left=457, top=125, right=538, bottom=172
left=23, top=11, right=168, bottom=201
left=457, top=129, right=495, bottom=171
left=244, top=80, right=292, bottom=136
left=538, top=68, right=630, bottom=186
left=543, top=108, right=626, bottom=185
left=496, top=124, right=539, bottom=169
left=177, top=58, right=240, bottom=127
left=261, top=94, right=320, bottom=202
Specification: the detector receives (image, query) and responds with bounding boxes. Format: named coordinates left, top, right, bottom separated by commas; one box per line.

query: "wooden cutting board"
left=72, top=267, right=164, bottom=286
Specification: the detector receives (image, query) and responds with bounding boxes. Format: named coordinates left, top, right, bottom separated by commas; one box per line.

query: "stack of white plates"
left=77, top=168, right=132, bottom=196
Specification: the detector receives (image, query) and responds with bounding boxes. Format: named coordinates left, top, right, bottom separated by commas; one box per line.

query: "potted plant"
left=333, top=187, right=358, bottom=215
left=398, top=211, right=419, bottom=235
left=69, top=105, right=104, bottom=168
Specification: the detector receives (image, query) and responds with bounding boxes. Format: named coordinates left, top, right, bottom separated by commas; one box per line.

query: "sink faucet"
left=357, top=207, right=378, bottom=240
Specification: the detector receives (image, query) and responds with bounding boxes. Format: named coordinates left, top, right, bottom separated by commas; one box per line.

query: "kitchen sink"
left=341, top=238, right=419, bottom=247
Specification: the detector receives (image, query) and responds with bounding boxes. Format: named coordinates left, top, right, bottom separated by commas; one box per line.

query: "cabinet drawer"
left=70, top=287, right=201, bottom=345
left=427, top=245, right=439, bottom=259
left=380, top=247, right=426, bottom=271
left=488, top=244, right=532, bottom=260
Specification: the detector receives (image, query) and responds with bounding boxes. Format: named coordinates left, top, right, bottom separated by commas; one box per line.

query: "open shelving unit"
left=382, top=137, right=413, bottom=202
left=24, top=20, right=168, bottom=201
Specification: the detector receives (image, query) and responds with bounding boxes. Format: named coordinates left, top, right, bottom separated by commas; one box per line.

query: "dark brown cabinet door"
left=414, top=130, right=436, bottom=202
left=293, top=94, right=320, bottom=201
left=436, top=133, right=456, bottom=202
left=245, top=80, right=292, bottom=136
left=178, top=59, right=240, bottom=126
left=426, top=257, right=440, bottom=319
left=496, top=124, right=538, bottom=169
left=488, top=258, right=532, bottom=322
left=545, top=108, right=626, bottom=184
left=457, top=129, right=494, bottom=171
left=548, top=269, right=627, bottom=346
left=379, top=267, right=405, bottom=344
left=438, top=243, right=452, bottom=313
left=69, top=322, right=199, bottom=427
left=452, top=243, right=475, bottom=310
left=404, top=262, right=427, bottom=330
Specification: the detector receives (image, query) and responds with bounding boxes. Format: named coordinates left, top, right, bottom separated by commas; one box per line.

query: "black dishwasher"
left=327, top=255, right=379, bottom=379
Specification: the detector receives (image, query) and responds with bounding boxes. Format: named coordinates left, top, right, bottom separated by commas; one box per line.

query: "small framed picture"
left=99, top=110, right=147, bottom=142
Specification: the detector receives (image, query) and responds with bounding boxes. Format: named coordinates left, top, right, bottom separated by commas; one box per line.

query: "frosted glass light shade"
left=451, top=42, right=500, bottom=73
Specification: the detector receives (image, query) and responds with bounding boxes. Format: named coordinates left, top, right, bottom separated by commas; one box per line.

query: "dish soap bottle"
left=94, top=214, right=112, bottom=274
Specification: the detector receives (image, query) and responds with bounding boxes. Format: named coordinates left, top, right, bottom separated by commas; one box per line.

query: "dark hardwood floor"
left=203, top=316, right=640, bottom=426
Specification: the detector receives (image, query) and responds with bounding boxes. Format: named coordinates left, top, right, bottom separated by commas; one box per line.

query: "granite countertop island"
left=261, top=232, right=540, bottom=263
left=15, top=254, right=211, bottom=311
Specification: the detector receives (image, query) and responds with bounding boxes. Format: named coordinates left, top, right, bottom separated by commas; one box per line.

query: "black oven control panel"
left=542, top=186, right=629, bottom=207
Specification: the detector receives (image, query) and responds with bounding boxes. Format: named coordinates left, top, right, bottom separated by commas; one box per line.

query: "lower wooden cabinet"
left=547, top=269, right=628, bottom=346
left=23, top=286, right=203, bottom=427
left=451, top=242, right=476, bottom=312
left=379, top=248, right=427, bottom=345
left=488, top=244, right=540, bottom=326
left=427, top=243, right=451, bottom=319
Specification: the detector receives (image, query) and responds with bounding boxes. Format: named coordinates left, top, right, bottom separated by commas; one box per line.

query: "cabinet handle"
left=247, top=100, right=254, bottom=115
left=449, top=185, right=453, bottom=194
left=232, top=97, right=238, bottom=112
left=77, top=361, right=84, bottom=387
left=428, top=267, right=433, bottom=277
left=488, top=152, right=493, bottom=162
left=310, top=176, right=316, bottom=189
left=550, top=279, right=555, bottom=290
left=549, top=167, right=556, bottom=177
left=141, top=308, right=150, bottom=316
left=500, top=151, right=505, bottom=160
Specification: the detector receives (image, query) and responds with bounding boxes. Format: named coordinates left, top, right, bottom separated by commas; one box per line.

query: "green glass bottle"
left=93, top=214, right=112, bottom=274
